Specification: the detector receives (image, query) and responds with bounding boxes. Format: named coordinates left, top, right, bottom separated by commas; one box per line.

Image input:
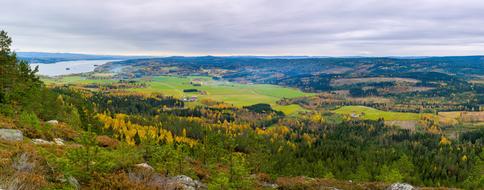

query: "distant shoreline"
left=30, top=59, right=120, bottom=76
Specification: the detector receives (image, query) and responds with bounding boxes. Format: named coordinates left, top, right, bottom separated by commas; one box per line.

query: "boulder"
left=386, top=183, right=416, bottom=190
left=32, top=138, right=54, bottom=145
left=0, top=129, right=23, bottom=141
left=128, top=164, right=206, bottom=190
left=54, top=138, right=65, bottom=145
left=169, top=175, right=207, bottom=190
left=259, top=181, right=279, bottom=189
left=47, top=120, right=59, bottom=125
left=32, top=138, right=65, bottom=146
left=134, top=163, right=154, bottom=171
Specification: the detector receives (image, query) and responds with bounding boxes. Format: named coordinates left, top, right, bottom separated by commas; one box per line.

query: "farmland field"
left=330, top=77, right=419, bottom=86
left=470, top=79, right=484, bottom=84
left=41, top=75, right=313, bottom=115
left=332, top=105, right=421, bottom=121
left=438, top=111, right=484, bottom=124
left=41, top=75, right=116, bottom=84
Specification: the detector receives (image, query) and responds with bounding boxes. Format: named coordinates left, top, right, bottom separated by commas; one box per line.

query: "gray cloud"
left=1, top=0, right=484, bottom=56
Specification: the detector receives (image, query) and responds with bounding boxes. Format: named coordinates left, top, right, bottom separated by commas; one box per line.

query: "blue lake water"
left=30, top=60, right=119, bottom=76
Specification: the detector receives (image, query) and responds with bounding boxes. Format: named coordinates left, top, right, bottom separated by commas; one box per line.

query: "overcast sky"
left=1, top=0, right=484, bottom=56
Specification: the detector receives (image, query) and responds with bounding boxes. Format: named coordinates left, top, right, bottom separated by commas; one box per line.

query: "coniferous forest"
left=0, top=30, right=483, bottom=190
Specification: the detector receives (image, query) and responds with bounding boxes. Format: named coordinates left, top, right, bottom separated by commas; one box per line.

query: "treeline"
left=89, top=93, right=184, bottom=115
left=52, top=85, right=483, bottom=188
left=0, top=31, right=81, bottom=125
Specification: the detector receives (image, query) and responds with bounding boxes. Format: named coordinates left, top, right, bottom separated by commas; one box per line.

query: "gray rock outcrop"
left=54, top=138, right=65, bottom=145
left=134, top=163, right=154, bottom=171
left=129, top=163, right=206, bottom=190
left=386, top=183, right=416, bottom=190
left=47, top=120, right=59, bottom=125
left=32, top=138, right=65, bottom=146
left=32, top=138, right=54, bottom=145
left=0, top=129, right=23, bottom=142
left=169, top=175, right=207, bottom=190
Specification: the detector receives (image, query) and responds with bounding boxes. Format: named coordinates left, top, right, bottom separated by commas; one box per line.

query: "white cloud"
left=1, top=0, right=484, bottom=56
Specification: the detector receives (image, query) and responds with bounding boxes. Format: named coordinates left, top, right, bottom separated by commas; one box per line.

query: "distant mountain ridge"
left=19, top=52, right=484, bottom=63
left=17, top=52, right=157, bottom=63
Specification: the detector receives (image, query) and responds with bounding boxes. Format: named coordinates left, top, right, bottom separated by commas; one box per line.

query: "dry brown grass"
left=12, top=120, right=79, bottom=142
left=255, top=172, right=272, bottom=183
left=87, top=167, right=189, bottom=190
left=0, top=116, right=16, bottom=129
left=273, top=176, right=462, bottom=190
left=385, top=120, right=418, bottom=130
left=0, top=143, right=50, bottom=190
left=191, top=160, right=210, bottom=180
left=52, top=123, right=80, bottom=140
left=275, top=176, right=313, bottom=190
left=96, top=135, right=119, bottom=148
left=5, top=171, right=48, bottom=190
left=86, top=171, right=157, bottom=190
left=439, top=111, right=484, bottom=124
left=274, top=176, right=391, bottom=190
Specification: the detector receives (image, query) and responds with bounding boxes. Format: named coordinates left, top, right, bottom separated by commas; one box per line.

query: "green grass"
left=273, top=104, right=308, bottom=116
left=41, top=76, right=115, bottom=85
left=135, top=76, right=313, bottom=115
left=332, top=106, right=421, bottom=121
left=42, top=75, right=313, bottom=115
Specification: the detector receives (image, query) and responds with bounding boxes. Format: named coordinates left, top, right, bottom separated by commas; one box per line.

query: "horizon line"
left=16, top=51, right=484, bottom=58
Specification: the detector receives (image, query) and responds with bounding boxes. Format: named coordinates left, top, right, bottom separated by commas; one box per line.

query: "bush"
left=18, top=111, right=41, bottom=129
left=208, top=171, right=230, bottom=190
left=0, top=104, right=14, bottom=116
left=376, top=165, right=403, bottom=183
left=183, top=89, right=198, bottom=92
left=51, top=123, right=79, bottom=141
left=146, top=144, right=178, bottom=175
left=18, top=111, right=53, bottom=139
left=66, top=129, right=101, bottom=181
left=243, top=103, right=283, bottom=115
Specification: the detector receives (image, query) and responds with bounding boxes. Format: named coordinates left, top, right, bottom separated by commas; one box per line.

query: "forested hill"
left=97, top=56, right=484, bottom=81
left=99, top=56, right=484, bottom=76
left=96, top=55, right=484, bottom=95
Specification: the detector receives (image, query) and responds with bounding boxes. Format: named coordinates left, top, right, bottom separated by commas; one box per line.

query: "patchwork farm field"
left=41, top=75, right=116, bottom=84
left=42, top=75, right=313, bottom=115
left=330, top=77, right=420, bottom=86
left=333, top=106, right=421, bottom=121
left=334, top=106, right=484, bottom=132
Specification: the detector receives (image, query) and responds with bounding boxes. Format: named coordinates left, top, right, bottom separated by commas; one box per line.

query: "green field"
left=41, top=75, right=116, bottom=85
left=333, top=106, right=421, bottom=121
left=42, top=75, right=313, bottom=115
